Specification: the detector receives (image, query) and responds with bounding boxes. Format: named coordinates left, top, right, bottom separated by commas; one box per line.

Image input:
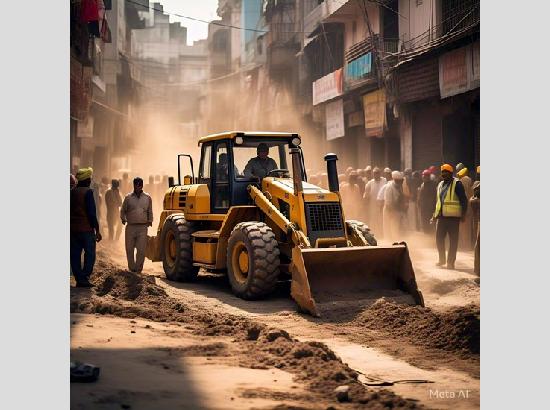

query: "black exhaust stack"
left=324, top=153, right=339, bottom=192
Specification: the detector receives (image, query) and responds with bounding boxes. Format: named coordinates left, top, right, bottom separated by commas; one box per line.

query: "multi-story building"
left=390, top=0, right=480, bottom=171
left=70, top=0, right=143, bottom=178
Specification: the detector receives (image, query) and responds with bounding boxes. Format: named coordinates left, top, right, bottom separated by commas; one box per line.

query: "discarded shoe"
left=76, top=281, right=93, bottom=288
left=70, top=361, right=100, bottom=383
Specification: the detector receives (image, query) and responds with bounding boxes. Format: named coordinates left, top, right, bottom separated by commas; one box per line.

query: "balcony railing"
left=343, top=36, right=399, bottom=89
left=400, top=0, right=480, bottom=54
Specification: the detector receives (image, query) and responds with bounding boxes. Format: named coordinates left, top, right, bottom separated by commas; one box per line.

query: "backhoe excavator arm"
left=248, top=185, right=319, bottom=315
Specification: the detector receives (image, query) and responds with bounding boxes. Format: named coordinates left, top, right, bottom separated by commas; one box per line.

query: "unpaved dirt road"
left=71, top=233, right=479, bottom=409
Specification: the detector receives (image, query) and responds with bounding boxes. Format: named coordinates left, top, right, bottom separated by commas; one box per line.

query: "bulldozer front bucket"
left=289, top=244, right=424, bottom=317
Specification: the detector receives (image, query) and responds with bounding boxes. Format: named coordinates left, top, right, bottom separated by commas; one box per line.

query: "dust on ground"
left=71, top=249, right=424, bottom=409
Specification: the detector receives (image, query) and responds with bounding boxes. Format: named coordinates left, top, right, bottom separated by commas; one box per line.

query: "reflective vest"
left=434, top=178, right=462, bottom=218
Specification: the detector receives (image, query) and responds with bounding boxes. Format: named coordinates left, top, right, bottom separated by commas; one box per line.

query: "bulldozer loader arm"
left=289, top=243, right=424, bottom=317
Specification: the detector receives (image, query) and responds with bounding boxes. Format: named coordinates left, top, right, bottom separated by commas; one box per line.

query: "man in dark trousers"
left=70, top=167, right=102, bottom=287
left=431, top=164, right=468, bottom=270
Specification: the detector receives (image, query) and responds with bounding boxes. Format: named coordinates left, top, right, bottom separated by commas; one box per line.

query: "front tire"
left=346, top=220, right=378, bottom=246
left=161, top=214, right=199, bottom=282
left=227, top=222, right=280, bottom=299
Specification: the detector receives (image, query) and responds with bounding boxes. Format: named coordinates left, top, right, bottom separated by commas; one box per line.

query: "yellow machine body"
left=146, top=131, right=423, bottom=316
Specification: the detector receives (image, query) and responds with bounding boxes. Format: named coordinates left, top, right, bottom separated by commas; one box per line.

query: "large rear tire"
left=161, top=214, right=199, bottom=282
left=346, top=220, right=378, bottom=246
left=226, top=222, right=280, bottom=299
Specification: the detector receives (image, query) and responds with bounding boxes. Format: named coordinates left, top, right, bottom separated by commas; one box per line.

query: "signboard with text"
left=362, top=89, right=386, bottom=137
left=325, top=98, right=345, bottom=141
left=313, top=68, right=343, bottom=106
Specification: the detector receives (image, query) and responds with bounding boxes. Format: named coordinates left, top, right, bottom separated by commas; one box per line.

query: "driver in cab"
left=243, top=143, right=278, bottom=179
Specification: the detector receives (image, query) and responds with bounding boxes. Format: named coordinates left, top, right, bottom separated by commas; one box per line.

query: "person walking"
left=363, top=167, right=386, bottom=236
left=105, top=179, right=123, bottom=241
left=402, top=168, right=419, bottom=231
left=432, top=164, right=468, bottom=270
left=383, top=167, right=392, bottom=184
left=120, top=177, right=153, bottom=273
left=70, top=167, right=102, bottom=287
left=417, top=169, right=437, bottom=233
left=383, top=171, right=407, bottom=243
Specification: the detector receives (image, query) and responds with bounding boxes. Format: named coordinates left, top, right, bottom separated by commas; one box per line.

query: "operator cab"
left=197, top=132, right=304, bottom=213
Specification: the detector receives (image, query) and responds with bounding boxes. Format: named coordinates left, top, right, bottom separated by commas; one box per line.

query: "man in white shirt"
left=363, top=167, right=386, bottom=237
left=383, top=171, right=407, bottom=242
left=120, top=177, right=153, bottom=273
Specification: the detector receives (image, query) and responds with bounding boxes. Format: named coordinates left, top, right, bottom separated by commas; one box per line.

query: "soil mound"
left=71, top=251, right=423, bottom=408
left=355, top=300, right=480, bottom=355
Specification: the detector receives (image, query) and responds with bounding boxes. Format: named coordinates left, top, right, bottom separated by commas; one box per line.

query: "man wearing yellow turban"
left=70, top=167, right=102, bottom=287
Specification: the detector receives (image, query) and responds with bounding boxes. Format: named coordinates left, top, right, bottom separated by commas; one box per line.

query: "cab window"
left=199, top=144, right=212, bottom=184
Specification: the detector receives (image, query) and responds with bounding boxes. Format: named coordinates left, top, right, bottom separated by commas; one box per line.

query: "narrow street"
left=71, top=235, right=479, bottom=409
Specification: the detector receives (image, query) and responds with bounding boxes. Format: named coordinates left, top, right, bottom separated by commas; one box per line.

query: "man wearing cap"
left=244, top=143, right=278, bottom=179
left=105, top=179, right=123, bottom=241
left=383, top=171, right=407, bottom=242
left=383, top=167, right=392, bottom=183
left=70, top=167, right=102, bottom=287
left=120, top=177, right=153, bottom=273
left=432, top=164, right=468, bottom=269
left=363, top=167, right=386, bottom=236
left=364, top=166, right=373, bottom=183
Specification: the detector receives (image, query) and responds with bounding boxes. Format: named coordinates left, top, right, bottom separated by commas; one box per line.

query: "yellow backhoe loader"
left=146, top=131, right=423, bottom=316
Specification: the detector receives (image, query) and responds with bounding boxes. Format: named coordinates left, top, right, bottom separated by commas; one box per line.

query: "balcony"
left=343, top=36, right=399, bottom=90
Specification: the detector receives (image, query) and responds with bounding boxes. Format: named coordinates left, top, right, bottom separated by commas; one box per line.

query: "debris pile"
left=71, top=252, right=423, bottom=408
left=355, top=300, right=480, bottom=356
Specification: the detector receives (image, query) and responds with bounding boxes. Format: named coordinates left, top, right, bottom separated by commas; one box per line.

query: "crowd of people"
left=70, top=160, right=480, bottom=288
left=308, top=162, right=480, bottom=272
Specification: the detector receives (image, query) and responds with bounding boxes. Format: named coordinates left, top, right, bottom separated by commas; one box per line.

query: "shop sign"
left=313, top=68, right=343, bottom=106
left=325, top=99, right=345, bottom=141
left=362, top=89, right=386, bottom=137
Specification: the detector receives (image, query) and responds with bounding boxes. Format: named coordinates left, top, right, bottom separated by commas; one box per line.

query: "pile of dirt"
left=355, top=300, right=480, bottom=356
left=237, top=330, right=421, bottom=407
left=71, top=252, right=423, bottom=408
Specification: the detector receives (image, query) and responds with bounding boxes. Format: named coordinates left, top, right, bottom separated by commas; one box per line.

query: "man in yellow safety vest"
left=431, top=163, right=468, bottom=269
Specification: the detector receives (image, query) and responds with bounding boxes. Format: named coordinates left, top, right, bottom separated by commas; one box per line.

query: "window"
left=232, top=140, right=292, bottom=181
left=214, top=143, right=231, bottom=209
left=199, top=144, right=212, bottom=184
